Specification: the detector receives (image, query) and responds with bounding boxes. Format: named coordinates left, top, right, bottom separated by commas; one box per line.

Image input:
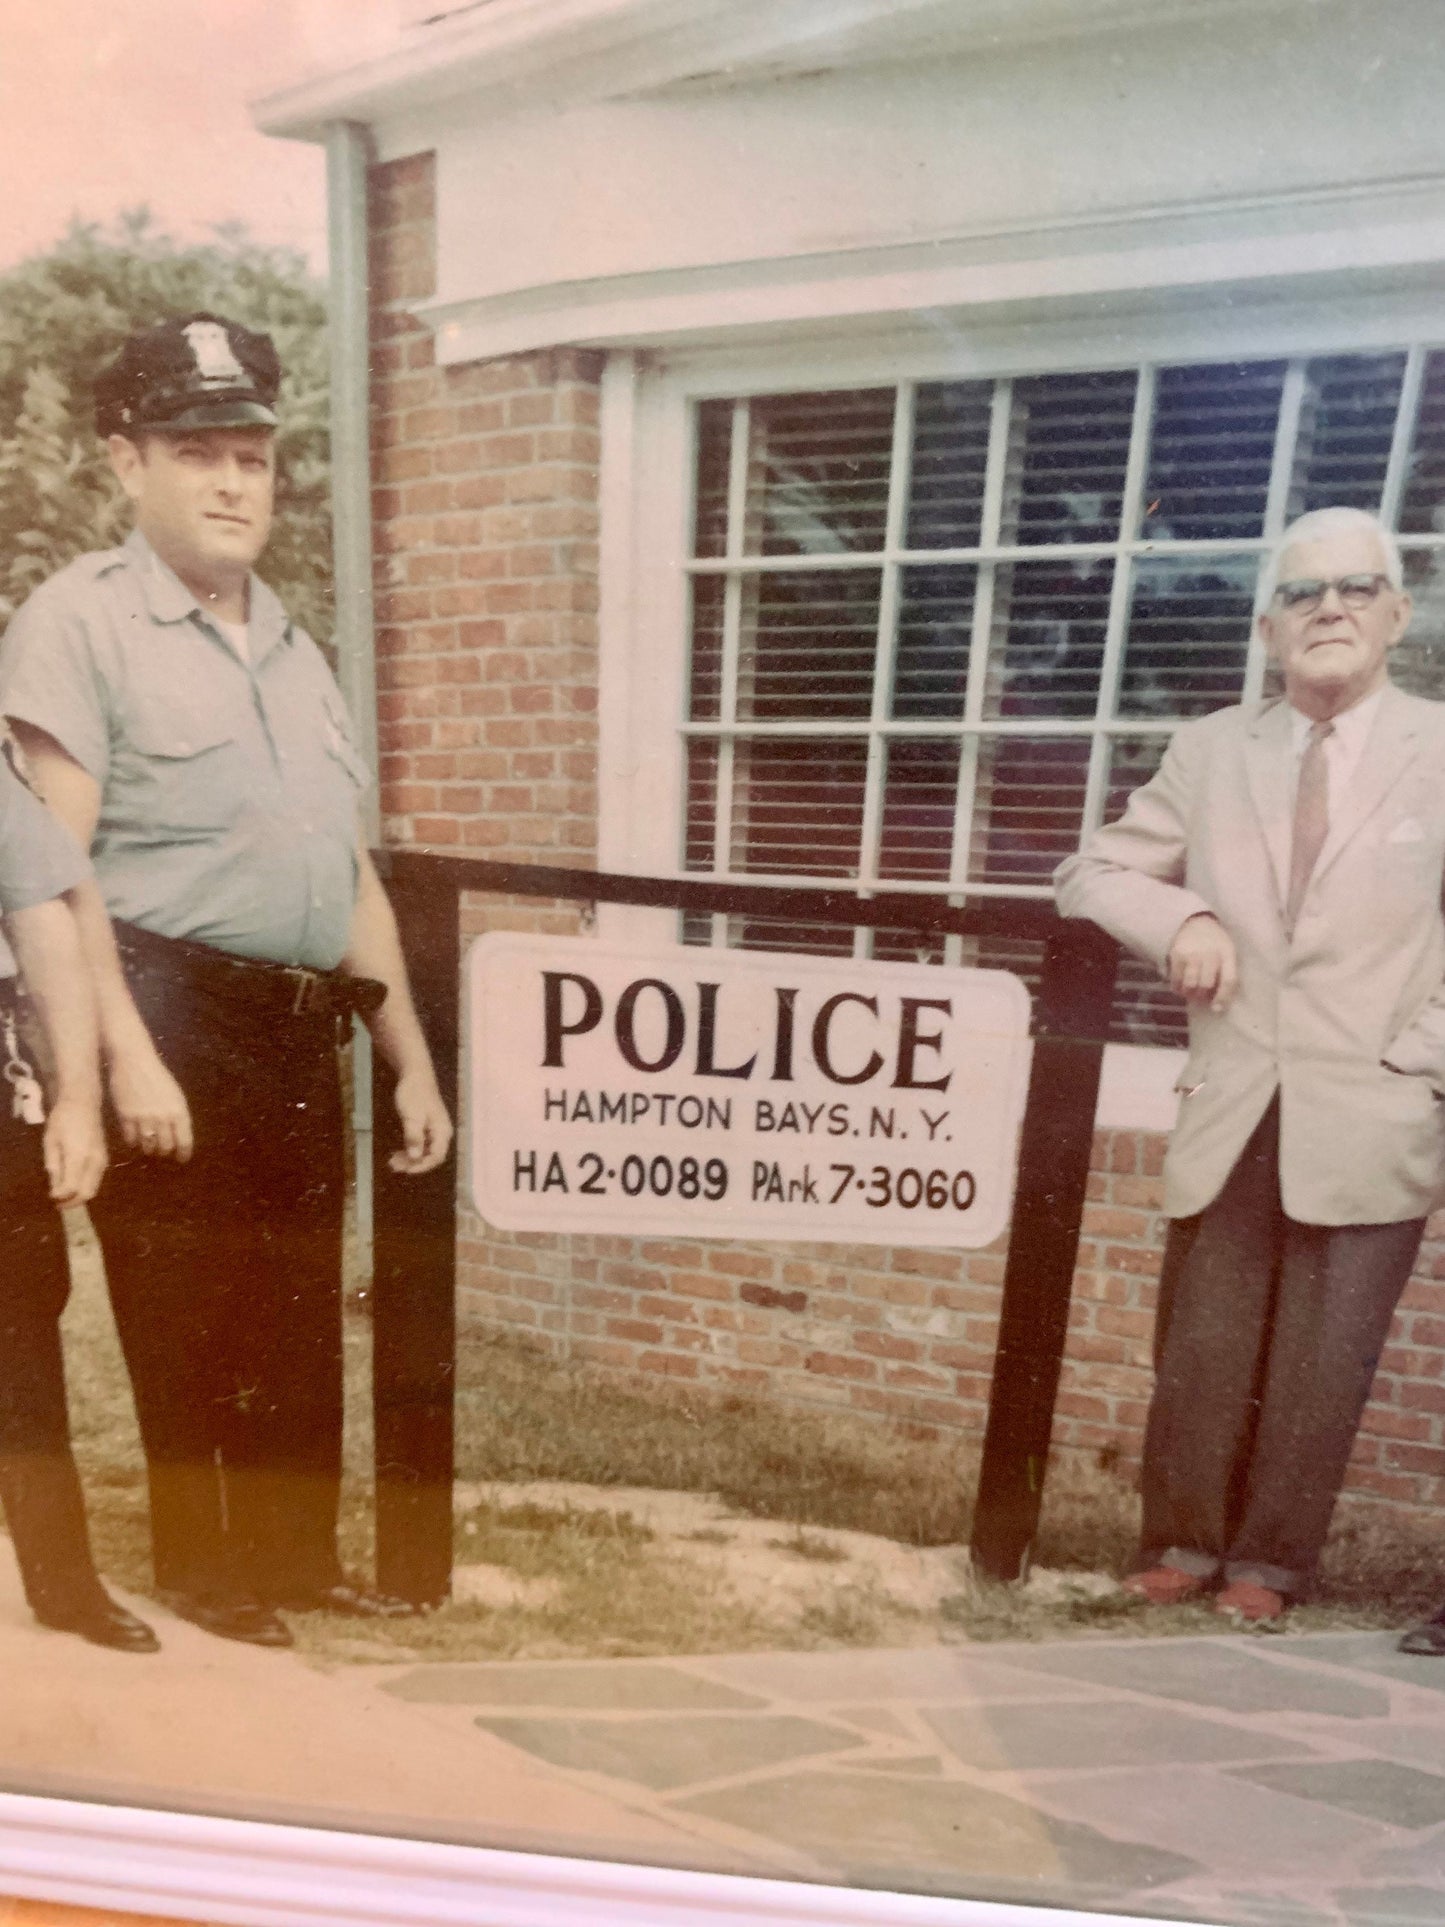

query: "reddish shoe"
left=1214, top=1580, right=1287, bottom=1624
left=1123, top=1565, right=1208, bottom=1606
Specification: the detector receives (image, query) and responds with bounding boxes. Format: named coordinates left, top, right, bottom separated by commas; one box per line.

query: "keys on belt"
left=1, top=1005, right=44, bottom=1126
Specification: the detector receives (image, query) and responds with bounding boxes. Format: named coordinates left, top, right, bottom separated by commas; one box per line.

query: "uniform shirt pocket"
left=120, top=710, right=246, bottom=838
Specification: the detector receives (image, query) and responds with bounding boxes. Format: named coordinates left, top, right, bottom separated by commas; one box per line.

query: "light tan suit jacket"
left=1056, top=684, right=1445, bottom=1224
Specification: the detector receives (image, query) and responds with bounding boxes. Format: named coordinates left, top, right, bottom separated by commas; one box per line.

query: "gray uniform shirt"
left=0, top=532, right=368, bottom=970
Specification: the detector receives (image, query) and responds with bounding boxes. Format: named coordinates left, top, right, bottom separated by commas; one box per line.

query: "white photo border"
left=0, top=1789, right=1196, bottom=1927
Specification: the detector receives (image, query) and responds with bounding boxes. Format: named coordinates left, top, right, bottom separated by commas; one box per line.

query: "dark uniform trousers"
left=1142, top=1096, right=1425, bottom=1596
left=91, top=954, right=348, bottom=1605
left=0, top=1015, right=108, bottom=1618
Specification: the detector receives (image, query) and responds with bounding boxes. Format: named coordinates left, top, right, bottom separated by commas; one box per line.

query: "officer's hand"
left=1166, top=912, right=1239, bottom=1012
left=108, top=1041, right=195, bottom=1163
left=389, top=1069, right=453, bottom=1175
left=44, top=1097, right=108, bottom=1207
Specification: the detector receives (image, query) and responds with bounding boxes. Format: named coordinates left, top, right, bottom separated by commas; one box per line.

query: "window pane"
left=878, top=739, right=960, bottom=883
left=1102, top=733, right=1171, bottom=821
left=966, top=736, right=1091, bottom=885
left=1112, top=954, right=1188, bottom=1048
left=730, top=737, right=868, bottom=877
left=907, top=380, right=992, bottom=549
left=1394, top=547, right=1445, bottom=701
left=1000, top=370, right=1137, bottom=547
left=693, top=399, right=732, bottom=559
left=725, top=914, right=854, bottom=958
left=983, top=558, right=1114, bottom=720
left=871, top=926, right=949, bottom=965
left=973, top=934, right=1045, bottom=1019
left=747, top=390, right=895, bottom=556
left=1399, top=348, right=1445, bottom=537
left=1290, top=352, right=1407, bottom=515
left=736, top=569, right=882, bottom=722
left=964, top=933, right=1187, bottom=1050
left=688, top=572, right=725, bottom=721
left=1100, top=737, right=1188, bottom=1046
left=893, top=564, right=976, bottom=720
left=964, top=934, right=1177, bottom=1052
left=683, top=738, right=719, bottom=872
left=1140, top=360, right=1285, bottom=541
left=1117, top=555, right=1256, bottom=720
left=682, top=910, right=855, bottom=957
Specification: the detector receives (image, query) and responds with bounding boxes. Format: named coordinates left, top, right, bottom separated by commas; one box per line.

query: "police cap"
left=95, top=312, right=281, bottom=439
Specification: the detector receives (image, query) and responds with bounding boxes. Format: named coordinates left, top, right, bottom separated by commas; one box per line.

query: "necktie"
left=1286, top=719, right=1334, bottom=933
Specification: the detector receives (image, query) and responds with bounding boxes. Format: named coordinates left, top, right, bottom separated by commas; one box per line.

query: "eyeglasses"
left=1272, top=573, right=1393, bottom=613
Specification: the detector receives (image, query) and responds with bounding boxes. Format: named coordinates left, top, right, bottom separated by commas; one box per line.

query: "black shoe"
left=158, top=1590, right=294, bottom=1647
left=272, top=1581, right=420, bottom=1619
left=1398, top=1611, right=1445, bottom=1656
left=34, top=1594, right=160, bottom=1654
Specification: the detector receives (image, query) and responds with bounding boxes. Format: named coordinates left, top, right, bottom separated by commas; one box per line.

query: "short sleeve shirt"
left=0, top=740, right=89, bottom=914
left=0, top=532, right=368, bottom=970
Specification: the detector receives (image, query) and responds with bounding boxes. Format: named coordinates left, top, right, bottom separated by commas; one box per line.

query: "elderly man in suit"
left=1056, top=504, right=1445, bottom=1626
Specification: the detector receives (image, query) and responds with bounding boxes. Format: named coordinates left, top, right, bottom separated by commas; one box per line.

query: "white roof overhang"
left=254, top=0, right=1324, bottom=141
left=253, top=0, right=1443, bottom=365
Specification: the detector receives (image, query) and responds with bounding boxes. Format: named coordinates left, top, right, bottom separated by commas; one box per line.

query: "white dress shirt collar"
left=1287, top=683, right=1386, bottom=794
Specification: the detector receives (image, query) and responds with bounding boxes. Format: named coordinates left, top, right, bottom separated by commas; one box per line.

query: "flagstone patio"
left=1, top=1522, right=1443, bottom=1927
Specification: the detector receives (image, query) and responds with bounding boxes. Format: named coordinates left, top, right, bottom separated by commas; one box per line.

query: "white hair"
left=1258, top=506, right=1405, bottom=605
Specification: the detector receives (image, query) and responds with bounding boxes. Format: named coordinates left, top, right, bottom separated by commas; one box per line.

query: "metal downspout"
left=325, top=120, right=379, bottom=1269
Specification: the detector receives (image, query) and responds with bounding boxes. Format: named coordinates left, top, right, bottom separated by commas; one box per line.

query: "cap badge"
left=184, top=320, right=246, bottom=385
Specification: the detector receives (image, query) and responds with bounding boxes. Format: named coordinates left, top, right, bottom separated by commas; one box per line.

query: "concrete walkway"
left=1, top=1538, right=1444, bottom=1925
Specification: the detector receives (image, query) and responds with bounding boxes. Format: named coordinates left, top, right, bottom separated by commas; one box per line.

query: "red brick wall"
left=368, top=152, right=1445, bottom=1518
left=369, top=152, right=600, bottom=865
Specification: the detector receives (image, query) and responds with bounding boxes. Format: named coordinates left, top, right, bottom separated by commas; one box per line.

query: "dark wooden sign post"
left=370, top=849, right=1119, bottom=1605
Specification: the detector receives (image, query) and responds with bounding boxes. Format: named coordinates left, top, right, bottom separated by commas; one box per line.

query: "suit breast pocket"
left=1369, top=816, right=1445, bottom=887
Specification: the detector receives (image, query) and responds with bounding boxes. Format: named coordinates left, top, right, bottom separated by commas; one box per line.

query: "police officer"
left=0, top=746, right=156, bottom=1650
left=0, top=313, right=453, bottom=1649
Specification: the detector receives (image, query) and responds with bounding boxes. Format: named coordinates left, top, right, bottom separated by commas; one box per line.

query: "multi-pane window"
left=681, top=350, right=1445, bottom=1043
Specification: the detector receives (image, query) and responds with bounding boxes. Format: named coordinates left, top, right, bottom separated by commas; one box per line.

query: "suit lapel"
left=1243, top=699, right=1295, bottom=915
left=1312, top=683, right=1421, bottom=886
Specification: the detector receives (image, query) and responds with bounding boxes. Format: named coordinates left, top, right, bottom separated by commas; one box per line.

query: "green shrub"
left=0, top=211, right=330, bottom=644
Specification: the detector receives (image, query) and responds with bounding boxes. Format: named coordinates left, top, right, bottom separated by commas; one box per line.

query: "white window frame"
left=598, top=286, right=1445, bottom=1124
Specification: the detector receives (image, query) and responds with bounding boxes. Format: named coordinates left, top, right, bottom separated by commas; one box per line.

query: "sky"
left=0, top=0, right=401, bottom=271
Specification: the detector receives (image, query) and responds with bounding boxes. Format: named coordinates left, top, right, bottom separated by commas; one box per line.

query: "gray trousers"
left=1141, top=1097, right=1425, bottom=1597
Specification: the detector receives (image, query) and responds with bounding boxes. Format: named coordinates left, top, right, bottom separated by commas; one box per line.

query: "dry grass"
left=54, top=1211, right=1445, bottom=1662
left=348, top=1495, right=780, bottom=1664
left=450, top=1323, right=977, bottom=1546
left=770, top=1526, right=851, bottom=1565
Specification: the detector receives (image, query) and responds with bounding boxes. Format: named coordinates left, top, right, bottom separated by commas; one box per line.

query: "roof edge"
left=253, top=0, right=1322, bottom=144
left=254, top=0, right=755, bottom=142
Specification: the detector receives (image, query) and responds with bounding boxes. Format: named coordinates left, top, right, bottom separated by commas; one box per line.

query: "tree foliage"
left=0, top=211, right=331, bottom=642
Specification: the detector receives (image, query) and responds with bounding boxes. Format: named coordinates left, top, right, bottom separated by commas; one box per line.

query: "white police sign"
left=468, top=934, right=1031, bottom=1250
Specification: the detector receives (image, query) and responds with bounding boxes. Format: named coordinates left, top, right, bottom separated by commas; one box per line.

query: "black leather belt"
left=113, top=921, right=386, bottom=1023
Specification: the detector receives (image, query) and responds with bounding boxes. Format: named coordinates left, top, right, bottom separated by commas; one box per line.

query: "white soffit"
left=417, top=180, right=1445, bottom=365
left=254, top=0, right=1323, bottom=141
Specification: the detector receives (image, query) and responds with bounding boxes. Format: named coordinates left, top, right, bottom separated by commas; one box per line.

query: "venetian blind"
left=683, top=350, right=1445, bottom=1045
